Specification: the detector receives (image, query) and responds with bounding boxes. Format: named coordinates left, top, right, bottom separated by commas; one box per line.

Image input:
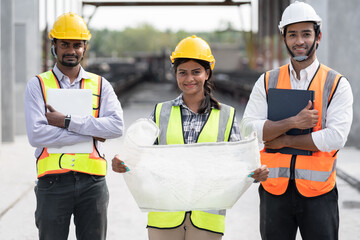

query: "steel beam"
left=82, top=1, right=251, bottom=7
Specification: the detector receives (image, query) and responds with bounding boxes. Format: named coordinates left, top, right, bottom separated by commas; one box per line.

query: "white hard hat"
left=279, top=1, right=322, bottom=35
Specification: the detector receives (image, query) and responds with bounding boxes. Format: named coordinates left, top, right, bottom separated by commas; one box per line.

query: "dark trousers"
left=259, top=180, right=339, bottom=240
left=35, top=172, right=109, bottom=240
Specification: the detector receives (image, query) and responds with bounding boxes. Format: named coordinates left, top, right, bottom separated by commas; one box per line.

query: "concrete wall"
left=305, top=0, right=329, bottom=65
left=14, top=0, right=41, bottom=135
left=0, top=1, right=2, bottom=145
left=212, top=43, right=243, bottom=71
left=327, top=0, right=359, bottom=147
left=1, top=0, right=15, bottom=142
left=0, top=0, right=40, bottom=143
left=295, top=0, right=359, bottom=148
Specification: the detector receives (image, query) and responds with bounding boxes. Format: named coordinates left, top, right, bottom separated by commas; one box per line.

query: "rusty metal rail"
left=337, top=168, right=360, bottom=193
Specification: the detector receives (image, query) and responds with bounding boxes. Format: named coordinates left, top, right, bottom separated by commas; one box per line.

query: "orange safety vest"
left=35, top=69, right=106, bottom=178
left=261, top=64, right=342, bottom=197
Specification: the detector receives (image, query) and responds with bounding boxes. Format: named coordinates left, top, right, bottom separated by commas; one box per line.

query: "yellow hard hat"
left=49, top=12, right=91, bottom=40
left=170, top=35, right=215, bottom=70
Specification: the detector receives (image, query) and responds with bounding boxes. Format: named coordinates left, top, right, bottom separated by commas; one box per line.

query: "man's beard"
left=286, top=39, right=317, bottom=62
left=60, top=54, right=82, bottom=67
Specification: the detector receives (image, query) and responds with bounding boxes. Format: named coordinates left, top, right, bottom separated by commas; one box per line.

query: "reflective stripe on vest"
left=36, top=70, right=106, bottom=178
left=148, top=101, right=235, bottom=234
left=261, top=64, right=341, bottom=197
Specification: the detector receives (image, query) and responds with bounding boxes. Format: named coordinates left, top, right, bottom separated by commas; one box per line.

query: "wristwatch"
left=64, top=115, right=71, bottom=129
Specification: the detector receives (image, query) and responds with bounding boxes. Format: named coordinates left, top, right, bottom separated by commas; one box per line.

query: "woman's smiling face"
left=176, top=60, right=209, bottom=98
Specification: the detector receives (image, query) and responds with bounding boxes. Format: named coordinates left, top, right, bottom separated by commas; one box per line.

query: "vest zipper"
left=289, top=155, right=297, bottom=180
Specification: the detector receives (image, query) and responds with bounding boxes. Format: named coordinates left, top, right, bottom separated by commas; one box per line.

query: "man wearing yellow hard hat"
left=24, top=12, right=124, bottom=239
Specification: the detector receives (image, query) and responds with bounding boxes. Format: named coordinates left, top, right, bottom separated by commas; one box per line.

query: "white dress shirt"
left=25, top=64, right=124, bottom=158
left=241, top=59, right=353, bottom=152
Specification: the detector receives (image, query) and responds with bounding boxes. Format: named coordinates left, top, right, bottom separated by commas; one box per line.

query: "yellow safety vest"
left=147, top=101, right=235, bottom=234
left=261, top=64, right=342, bottom=197
left=35, top=69, right=106, bottom=178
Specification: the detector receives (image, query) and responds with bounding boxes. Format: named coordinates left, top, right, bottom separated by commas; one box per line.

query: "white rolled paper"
left=122, top=118, right=260, bottom=212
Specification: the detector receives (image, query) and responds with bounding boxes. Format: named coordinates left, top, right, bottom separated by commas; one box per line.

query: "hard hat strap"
left=285, top=34, right=318, bottom=62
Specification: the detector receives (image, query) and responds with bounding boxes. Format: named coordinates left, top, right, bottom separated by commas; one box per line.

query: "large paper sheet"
left=47, top=89, right=93, bottom=153
left=122, top=118, right=260, bottom=212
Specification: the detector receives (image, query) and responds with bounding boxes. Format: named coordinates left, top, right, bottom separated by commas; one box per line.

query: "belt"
left=38, top=171, right=96, bottom=181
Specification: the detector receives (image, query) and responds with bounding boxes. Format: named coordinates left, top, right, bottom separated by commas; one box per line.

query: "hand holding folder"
left=266, top=88, right=315, bottom=156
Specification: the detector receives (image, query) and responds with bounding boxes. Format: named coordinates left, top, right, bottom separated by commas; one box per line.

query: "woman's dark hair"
left=173, top=58, right=220, bottom=113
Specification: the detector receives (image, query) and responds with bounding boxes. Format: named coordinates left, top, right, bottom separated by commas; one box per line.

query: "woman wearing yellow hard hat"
left=112, top=35, right=269, bottom=240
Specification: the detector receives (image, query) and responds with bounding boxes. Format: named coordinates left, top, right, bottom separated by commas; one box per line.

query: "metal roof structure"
left=82, top=0, right=251, bottom=7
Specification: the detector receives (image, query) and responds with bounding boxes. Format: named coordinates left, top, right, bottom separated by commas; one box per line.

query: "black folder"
left=266, top=88, right=315, bottom=156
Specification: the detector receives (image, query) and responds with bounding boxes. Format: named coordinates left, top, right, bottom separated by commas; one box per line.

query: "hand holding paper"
left=45, top=104, right=66, bottom=128
left=250, top=165, right=269, bottom=182
left=121, top=118, right=261, bottom=212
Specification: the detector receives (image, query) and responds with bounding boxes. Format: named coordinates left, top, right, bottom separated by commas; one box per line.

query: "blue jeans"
left=35, top=172, right=109, bottom=240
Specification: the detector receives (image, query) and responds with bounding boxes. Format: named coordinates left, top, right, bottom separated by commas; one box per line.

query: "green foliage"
left=88, top=23, right=247, bottom=58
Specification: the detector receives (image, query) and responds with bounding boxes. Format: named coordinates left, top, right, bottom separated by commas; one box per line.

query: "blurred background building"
left=0, top=0, right=358, bottom=148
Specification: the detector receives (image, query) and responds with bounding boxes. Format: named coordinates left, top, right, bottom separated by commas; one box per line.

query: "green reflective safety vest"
left=147, top=100, right=235, bottom=234
left=36, top=69, right=106, bottom=178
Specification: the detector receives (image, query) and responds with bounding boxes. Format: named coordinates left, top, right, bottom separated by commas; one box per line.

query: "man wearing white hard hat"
left=241, top=1, right=353, bottom=239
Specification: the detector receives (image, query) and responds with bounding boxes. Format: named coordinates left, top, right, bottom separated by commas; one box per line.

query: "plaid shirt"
left=150, top=94, right=241, bottom=144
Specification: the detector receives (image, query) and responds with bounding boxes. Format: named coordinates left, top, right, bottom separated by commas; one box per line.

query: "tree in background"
left=88, top=23, right=245, bottom=58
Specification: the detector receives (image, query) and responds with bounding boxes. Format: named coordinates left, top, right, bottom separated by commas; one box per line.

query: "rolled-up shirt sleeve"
left=311, top=77, right=353, bottom=152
